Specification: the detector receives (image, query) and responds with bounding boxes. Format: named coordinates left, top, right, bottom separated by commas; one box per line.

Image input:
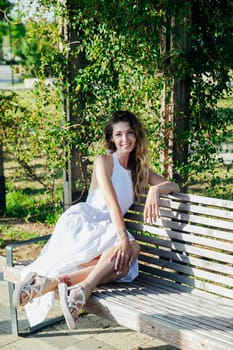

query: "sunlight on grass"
left=188, top=164, right=233, bottom=200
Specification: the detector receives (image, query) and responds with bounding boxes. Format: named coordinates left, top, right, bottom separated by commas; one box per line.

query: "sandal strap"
left=21, top=276, right=47, bottom=303
left=67, top=286, right=86, bottom=310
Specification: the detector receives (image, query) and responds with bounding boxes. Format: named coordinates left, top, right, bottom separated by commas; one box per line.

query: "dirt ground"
left=0, top=217, right=53, bottom=261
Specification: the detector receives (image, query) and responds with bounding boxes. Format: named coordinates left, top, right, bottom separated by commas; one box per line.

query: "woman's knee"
left=117, top=264, right=130, bottom=279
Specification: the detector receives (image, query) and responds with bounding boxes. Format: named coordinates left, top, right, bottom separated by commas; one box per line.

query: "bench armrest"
left=6, top=234, right=51, bottom=267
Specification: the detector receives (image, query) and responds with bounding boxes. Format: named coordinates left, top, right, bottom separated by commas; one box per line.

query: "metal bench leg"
left=7, top=279, right=65, bottom=336
left=5, top=242, right=64, bottom=336
left=6, top=245, right=20, bottom=335
left=8, top=281, right=19, bottom=336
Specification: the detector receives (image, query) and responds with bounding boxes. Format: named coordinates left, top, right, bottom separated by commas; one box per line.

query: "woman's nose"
left=122, top=134, right=128, bottom=142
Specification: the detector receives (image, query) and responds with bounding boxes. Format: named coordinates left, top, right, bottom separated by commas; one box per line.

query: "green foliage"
left=1, top=0, right=233, bottom=211
left=53, top=1, right=164, bottom=167
left=0, top=0, right=13, bottom=20
left=6, top=188, right=63, bottom=223
left=13, top=20, right=62, bottom=77
left=0, top=88, right=78, bottom=200
left=54, top=0, right=233, bottom=183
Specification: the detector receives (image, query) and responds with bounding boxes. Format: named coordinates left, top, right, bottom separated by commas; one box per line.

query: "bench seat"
left=3, top=192, right=233, bottom=350
left=87, top=277, right=233, bottom=350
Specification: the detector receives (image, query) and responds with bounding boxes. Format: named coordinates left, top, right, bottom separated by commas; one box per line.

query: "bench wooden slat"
left=138, top=273, right=233, bottom=306
left=157, top=210, right=233, bottom=230
left=2, top=265, right=21, bottom=283
left=138, top=271, right=233, bottom=303
left=153, top=227, right=233, bottom=252
left=163, top=192, right=233, bottom=209
left=133, top=230, right=233, bottom=265
left=133, top=279, right=233, bottom=317
left=102, top=285, right=233, bottom=338
left=136, top=234, right=233, bottom=264
left=159, top=198, right=233, bottom=220
left=86, top=281, right=233, bottom=350
left=136, top=193, right=233, bottom=211
left=139, top=267, right=233, bottom=300
left=120, top=297, right=233, bottom=346
left=138, top=245, right=233, bottom=275
left=126, top=217, right=233, bottom=241
left=139, top=254, right=233, bottom=287
left=139, top=264, right=233, bottom=299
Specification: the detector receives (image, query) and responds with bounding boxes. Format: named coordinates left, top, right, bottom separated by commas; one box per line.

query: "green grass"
left=6, top=189, right=63, bottom=223
left=3, top=151, right=63, bottom=224
left=188, top=164, right=233, bottom=200
left=188, top=93, right=233, bottom=199
left=0, top=224, right=38, bottom=248
left=217, top=94, right=233, bottom=109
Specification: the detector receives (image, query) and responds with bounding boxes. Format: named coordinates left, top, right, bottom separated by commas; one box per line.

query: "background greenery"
left=0, top=0, right=232, bottom=233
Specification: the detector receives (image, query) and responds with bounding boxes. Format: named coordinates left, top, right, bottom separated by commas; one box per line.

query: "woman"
left=13, top=110, right=180, bottom=329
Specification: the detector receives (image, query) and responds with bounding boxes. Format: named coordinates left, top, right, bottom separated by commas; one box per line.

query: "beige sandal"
left=58, top=283, right=86, bottom=329
left=13, top=272, right=47, bottom=308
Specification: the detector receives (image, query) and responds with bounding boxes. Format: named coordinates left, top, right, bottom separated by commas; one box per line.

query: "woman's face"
left=111, top=121, right=136, bottom=154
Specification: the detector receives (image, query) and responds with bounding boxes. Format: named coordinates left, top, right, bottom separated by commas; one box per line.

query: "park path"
left=0, top=64, right=22, bottom=89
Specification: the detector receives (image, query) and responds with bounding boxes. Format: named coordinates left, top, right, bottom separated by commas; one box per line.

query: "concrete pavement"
left=0, top=64, right=23, bottom=90
left=0, top=256, right=178, bottom=350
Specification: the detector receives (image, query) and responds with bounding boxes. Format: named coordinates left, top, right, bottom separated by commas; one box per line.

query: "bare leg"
left=17, top=240, right=139, bottom=308
left=60, top=239, right=139, bottom=290
left=61, top=240, right=140, bottom=328
left=17, top=265, right=96, bottom=306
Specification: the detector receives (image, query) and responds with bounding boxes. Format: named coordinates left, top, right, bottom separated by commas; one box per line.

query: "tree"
left=159, top=0, right=233, bottom=187
left=56, top=0, right=164, bottom=206
left=56, top=0, right=232, bottom=190
left=12, top=20, right=52, bottom=77
left=1, top=0, right=232, bottom=206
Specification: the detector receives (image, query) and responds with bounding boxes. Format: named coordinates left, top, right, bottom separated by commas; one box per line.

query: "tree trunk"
left=160, top=10, right=191, bottom=190
left=62, top=0, right=88, bottom=210
left=172, top=15, right=191, bottom=190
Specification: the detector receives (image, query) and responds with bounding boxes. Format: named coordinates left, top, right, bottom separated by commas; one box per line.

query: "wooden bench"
left=3, top=192, right=233, bottom=350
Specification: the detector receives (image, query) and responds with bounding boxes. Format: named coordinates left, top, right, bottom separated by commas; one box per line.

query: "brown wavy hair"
left=104, top=110, right=149, bottom=199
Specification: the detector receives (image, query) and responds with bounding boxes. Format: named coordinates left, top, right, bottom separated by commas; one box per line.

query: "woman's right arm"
left=94, top=155, right=126, bottom=233
left=93, top=155, right=134, bottom=271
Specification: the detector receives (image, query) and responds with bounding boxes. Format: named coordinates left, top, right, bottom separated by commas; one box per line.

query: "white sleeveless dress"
left=21, top=152, right=139, bottom=326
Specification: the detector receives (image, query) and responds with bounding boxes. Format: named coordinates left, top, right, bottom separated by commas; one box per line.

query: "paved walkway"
left=0, top=65, right=22, bottom=89
left=0, top=256, right=178, bottom=350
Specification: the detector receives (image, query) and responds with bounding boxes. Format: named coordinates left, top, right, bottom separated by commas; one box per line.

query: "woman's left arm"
left=143, top=169, right=180, bottom=224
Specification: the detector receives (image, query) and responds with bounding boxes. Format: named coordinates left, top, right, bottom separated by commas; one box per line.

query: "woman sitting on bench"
left=13, top=110, right=179, bottom=329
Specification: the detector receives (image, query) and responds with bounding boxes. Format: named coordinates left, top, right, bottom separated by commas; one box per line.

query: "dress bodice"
left=86, top=152, right=134, bottom=215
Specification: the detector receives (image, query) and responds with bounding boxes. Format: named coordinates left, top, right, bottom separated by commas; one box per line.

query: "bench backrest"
left=125, top=192, right=233, bottom=300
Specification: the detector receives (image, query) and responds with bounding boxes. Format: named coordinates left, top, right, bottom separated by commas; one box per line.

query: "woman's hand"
left=109, top=236, right=133, bottom=275
left=143, top=185, right=160, bottom=224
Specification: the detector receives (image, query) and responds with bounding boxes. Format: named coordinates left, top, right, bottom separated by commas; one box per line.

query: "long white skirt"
left=20, top=202, right=138, bottom=326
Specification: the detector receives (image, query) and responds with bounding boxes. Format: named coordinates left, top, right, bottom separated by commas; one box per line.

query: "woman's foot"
left=13, top=272, right=52, bottom=308
left=58, top=283, right=86, bottom=329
